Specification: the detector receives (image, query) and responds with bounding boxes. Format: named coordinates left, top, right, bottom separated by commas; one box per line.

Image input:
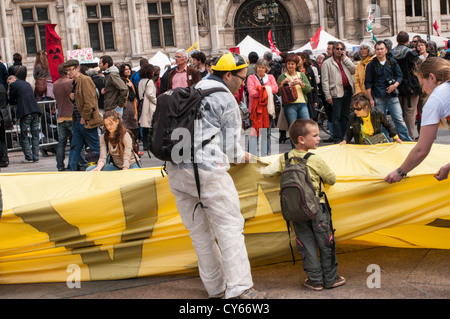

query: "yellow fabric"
left=1, top=142, right=450, bottom=284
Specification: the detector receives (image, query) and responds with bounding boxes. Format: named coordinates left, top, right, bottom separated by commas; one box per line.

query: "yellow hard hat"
left=211, top=52, right=248, bottom=72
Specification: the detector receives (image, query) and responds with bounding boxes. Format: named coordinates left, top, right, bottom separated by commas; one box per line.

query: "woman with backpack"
left=88, top=110, right=141, bottom=171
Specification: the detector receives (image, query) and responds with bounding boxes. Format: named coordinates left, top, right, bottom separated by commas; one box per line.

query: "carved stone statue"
left=197, top=0, right=207, bottom=28
left=326, top=0, right=335, bottom=20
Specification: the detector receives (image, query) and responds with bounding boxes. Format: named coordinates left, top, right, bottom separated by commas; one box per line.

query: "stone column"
left=0, top=0, right=12, bottom=62
left=187, top=0, right=199, bottom=46
left=208, top=0, right=220, bottom=53
left=336, top=0, right=345, bottom=39
left=127, top=0, right=142, bottom=56
left=318, top=0, right=326, bottom=30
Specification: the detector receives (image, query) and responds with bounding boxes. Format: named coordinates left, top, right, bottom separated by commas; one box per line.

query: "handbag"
left=279, top=83, right=298, bottom=104
left=34, top=77, right=47, bottom=97
left=361, top=125, right=389, bottom=145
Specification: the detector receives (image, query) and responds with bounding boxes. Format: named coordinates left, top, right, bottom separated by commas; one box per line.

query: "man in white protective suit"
left=167, top=53, right=266, bottom=299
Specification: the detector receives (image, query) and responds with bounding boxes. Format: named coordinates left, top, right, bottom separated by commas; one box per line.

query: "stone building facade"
left=0, top=0, right=449, bottom=76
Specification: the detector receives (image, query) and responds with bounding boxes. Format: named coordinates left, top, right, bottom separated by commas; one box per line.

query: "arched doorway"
left=234, top=0, right=292, bottom=52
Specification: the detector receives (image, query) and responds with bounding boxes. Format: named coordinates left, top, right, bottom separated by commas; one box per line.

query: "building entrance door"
left=234, top=0, right=292, bottom=52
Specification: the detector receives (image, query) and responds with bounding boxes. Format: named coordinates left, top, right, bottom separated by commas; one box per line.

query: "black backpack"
left=148, top=85, right=227, bottom=162
left=148, top=85, right=228, bottom=217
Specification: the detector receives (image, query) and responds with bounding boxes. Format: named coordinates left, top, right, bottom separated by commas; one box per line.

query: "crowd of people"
left=0, top=31, right=449, bottom=171
left=0, top=30, right=449, bottom=299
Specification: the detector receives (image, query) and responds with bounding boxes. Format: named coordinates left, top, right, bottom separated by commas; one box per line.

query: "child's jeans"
left=292, top=203, right=338, bottom=288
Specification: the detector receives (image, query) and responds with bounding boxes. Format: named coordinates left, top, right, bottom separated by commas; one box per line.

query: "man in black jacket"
left=7, top=53, right=27, bottom=81
left=7, top=75, right=42, bottom=163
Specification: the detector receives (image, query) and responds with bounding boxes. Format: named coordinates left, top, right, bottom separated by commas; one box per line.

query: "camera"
left=385, top=79, right=396, bottom=87
left=385, top=79, right=399, bottom=97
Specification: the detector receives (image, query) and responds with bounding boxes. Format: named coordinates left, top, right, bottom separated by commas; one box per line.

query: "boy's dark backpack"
left=280, top=152, right=321, bottom=223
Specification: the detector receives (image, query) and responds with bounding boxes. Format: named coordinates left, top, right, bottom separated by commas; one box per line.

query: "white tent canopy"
left=237, top=35, right=279, bottom=59
left=132, top=51, right=174, bottom=74
left=291, top=30, right=359, bottom=56
left=382, top=33, right=449, bottom=49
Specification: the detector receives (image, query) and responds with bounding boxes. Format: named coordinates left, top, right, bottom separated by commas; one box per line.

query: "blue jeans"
left=374, top=97, right=412, bottom=141
left=331, top=89, right=352, bottom=142
left=284, top=103, right=310, bottom=128
left=19, top=113, right=41, bottom=161
left=67, top=119, right=100, bottom=171
left=248, top=127, right=271, bottom=157
left=87, top=162, right=141, bottom=171
left=56, top=120, right=72, bottom=171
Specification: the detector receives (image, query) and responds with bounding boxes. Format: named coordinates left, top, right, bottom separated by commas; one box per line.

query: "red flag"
left=229, top=47, right=240, bottom=54
left=45, top=24, right=64, bottom=83
left=268, top=30, right=281, bottom=55
left=433, top=21, right=440, bottom=36
left=309, top=27, right=321, bottom=50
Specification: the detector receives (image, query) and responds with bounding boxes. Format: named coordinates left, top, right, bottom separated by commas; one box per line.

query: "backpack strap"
left=190, top=86, right=228, bottom=221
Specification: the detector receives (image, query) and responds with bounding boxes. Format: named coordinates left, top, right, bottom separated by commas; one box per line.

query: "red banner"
left=45, top=24, right=64, bottom=83
left=229, top=47, right=240, bottom=54
left=309, top=27, right=322, bottom=50
left=433, top=21, right=440, bottom=36
left=268, top=30, right=281, bottom=55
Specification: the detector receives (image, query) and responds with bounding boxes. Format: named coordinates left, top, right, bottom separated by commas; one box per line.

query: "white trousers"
left=167, top=165, right=253, bottom=298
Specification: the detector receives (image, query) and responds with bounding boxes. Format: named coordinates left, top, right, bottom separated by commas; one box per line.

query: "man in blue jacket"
left=7, top=75, right=42, bottom=163
left=365, top=41, right=412, bottom=141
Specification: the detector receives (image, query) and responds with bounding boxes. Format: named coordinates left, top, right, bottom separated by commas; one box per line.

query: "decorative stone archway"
left=234, top=0, right=293, bottom=52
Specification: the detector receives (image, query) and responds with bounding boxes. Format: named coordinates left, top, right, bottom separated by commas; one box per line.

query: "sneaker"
left=326, top=276, right=346, bottom=289
left=21, top=159, right=33, bottom=164
left=208, top=291, right=225, bottom=299
left=303, top=279, right=323, bottom=291
left=232, top=288, right=267, bottom=299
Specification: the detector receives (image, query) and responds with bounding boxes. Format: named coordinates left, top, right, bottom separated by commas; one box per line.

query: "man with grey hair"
left=168, top=49, right=201, bottom=90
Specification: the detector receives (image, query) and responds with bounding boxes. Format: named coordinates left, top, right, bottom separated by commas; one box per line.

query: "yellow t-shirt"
left=360, top=112, right=374, bottom=143
left=262, top=149, right=336, bottom=203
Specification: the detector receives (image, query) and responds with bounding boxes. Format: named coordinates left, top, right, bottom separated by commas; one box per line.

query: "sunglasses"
left=66, top=66, right=78, bottom=72
left=335, top=48, right=344, bottom=51
left=352, top=106, right=364, bottom=111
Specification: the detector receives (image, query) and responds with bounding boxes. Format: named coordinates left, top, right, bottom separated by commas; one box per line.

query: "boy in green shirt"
left=263, top=119, right=345, bottom=291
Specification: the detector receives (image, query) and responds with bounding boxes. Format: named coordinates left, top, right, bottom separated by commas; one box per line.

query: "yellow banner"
left=187, top=41, right=199, bottom=55
left=0, top=143, right=449, bottom=284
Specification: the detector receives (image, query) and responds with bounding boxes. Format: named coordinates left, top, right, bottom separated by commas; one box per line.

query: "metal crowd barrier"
left=6, top=100, right=59, bottom=152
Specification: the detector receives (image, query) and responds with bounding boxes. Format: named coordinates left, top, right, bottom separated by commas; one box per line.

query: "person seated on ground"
left=340, top=93, right=402, bottom=145
left=88, top=110, right=141, bottom=171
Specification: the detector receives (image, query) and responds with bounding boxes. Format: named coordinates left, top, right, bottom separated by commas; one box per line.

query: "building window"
left=21, top=7, right=50, bottom=55
left=442, top=0, right=450, bottom=15
left=405, top=0, right=423, bottom=17
left=148, top=1, right=174, bottom=48
left=86, top=4, right=115, bottom=52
